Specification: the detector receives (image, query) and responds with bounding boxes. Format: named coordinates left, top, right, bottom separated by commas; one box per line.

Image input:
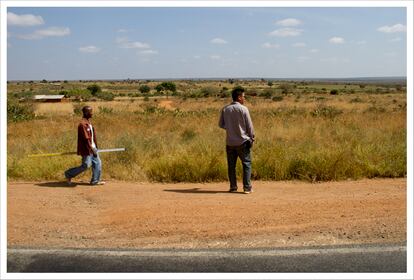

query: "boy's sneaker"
left=91, top=181, right=106, bottom=186
left=66, top=178, right=74, bottom=186
left=243, top=189, right=253, bottom=194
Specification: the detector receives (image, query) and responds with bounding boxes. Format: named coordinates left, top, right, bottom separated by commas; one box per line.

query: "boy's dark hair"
left=231, top=86, right=245, bottom=101
left=82, top=106, right=92, bottom=115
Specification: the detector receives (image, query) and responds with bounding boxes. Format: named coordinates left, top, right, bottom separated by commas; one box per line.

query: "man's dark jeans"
left=226, top=141, right=252, bottom=191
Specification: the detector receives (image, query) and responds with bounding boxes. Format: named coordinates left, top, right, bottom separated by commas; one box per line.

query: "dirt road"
left=8, top=179, right=406, bottom=249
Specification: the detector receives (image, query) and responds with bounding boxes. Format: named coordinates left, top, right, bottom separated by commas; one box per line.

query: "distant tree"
left=139, top=85, right=151, bottom=94
left=156, top=82, right=177, bottom=99
left=330, top=89, right=339, bottom=95
left=155, top=84, right=164, bottom=93
left=41, top=79, right=47, bottom=83
left=87, top=84, right=102, bottom=96
left=267, top=81, right=273, bottom=87
left=161, top=82, right=176, bottom=93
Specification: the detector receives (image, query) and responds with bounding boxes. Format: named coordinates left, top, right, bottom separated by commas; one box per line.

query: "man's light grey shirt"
left=219, top=101, right=255, bottom=147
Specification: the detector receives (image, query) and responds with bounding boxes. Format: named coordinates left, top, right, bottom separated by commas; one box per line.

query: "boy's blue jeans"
left=65, top=154, right=101, bottom=184
left=226, top=141, right=252, bottom=191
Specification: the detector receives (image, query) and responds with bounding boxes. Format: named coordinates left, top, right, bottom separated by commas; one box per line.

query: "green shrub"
left=65, top=89, right=93, bottom=100
left=87, top=84, right=102, bottom=96
left=261, top=88, right=274, bottom=99
left=139, top=85, right=151, bottom=94
left=272, top=95, right=284, bottom=102
left=7, top=101, right=36, bottom=122
left=96, top=91, right=114, bottom=101
left=311, top=105, right=343, bottom=118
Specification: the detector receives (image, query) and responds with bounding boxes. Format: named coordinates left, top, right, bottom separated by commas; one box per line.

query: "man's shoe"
left=91, top=181, right=106, bottom=186
left=243, top=189, right=253, bottom=194
left=229, top=188, right=238, bottom=193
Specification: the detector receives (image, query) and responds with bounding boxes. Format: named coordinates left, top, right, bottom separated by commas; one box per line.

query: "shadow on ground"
left=164, top=188, right=244, bottom=194
left=35, top=181, right=92, bottom=188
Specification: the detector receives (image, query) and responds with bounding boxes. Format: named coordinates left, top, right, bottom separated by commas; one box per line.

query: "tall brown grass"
left=7, top=94, right=406, bottom=182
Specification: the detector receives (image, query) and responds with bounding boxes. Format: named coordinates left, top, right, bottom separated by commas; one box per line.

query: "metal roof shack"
left=33, top=95, right=65, bottom=103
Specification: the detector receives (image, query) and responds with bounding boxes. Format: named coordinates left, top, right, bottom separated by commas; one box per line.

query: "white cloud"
left=309, top=49, right=319, bottom=53
left=276, top=18, right=302, bottom=27
left=79, top=45, right=101, bottom=53
left=321, top=57, right=350, bottom=63
left=139, top=50, right=158, bottom=55
left=16, top=27, right=70, bottom=40
left=262, top=42, right=280, bottom=49
left=377, top=24, right=406, bottom=33
left=210, top=55, right=221, bottom=60
left=292, top=42, right=306, bottom=48
left=125, top=42, right=150, bottom=49
left=7, top=12, right=44, bottom=26
left=390, top=37, right=401, bottom=42
left=268, top=28, right=303, bottom=37
left=329, top=37, right=345, bottom=44
left=117, top=37, right=150, bottom=49
left=210, top=38, right=228, bottom=44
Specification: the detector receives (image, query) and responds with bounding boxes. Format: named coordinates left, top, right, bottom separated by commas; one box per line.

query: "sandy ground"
left=7, top=178, right=406, bottom=250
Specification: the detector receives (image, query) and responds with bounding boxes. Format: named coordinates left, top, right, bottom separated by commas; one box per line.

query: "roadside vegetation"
left=7, top=79, right=406, bottom=182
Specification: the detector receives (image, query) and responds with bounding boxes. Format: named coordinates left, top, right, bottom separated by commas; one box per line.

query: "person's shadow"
left=163, top=188, right=244, bottom=194
left=35, top=181, right=91, bottom=188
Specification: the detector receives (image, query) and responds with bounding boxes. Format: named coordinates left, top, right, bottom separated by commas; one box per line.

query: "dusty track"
left=7, top=179, right=406, bottom=249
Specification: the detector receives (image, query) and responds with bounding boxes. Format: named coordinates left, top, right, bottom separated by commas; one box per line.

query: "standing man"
left=219, top=86, right=255, bottom=194
left=65, top=106, right=105, bottom=186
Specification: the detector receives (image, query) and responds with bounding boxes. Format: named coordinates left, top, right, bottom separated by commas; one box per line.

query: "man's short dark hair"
left=231, top=86, right=245, bottom=101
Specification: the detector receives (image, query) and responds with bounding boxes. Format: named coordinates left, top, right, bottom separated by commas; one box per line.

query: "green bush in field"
left=311, top=105, right=343, bottom=118
left=7, top=101, right=36, bottom=122
left=87, top=84, right=102, bottom=96
left=272, top=95, right=284, bottom=102
left=261, top=88, right=274, bottom=99
left=200, top=86, right=219, bottom=97
left=65, top=89, right=93, bottom=100
left=139, top=85, right=151, bottom=94
left=96, top=91, right=114, bottom=101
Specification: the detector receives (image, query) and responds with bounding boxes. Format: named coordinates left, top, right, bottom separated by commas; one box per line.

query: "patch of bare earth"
left=8, top=179, right=406, bottom=249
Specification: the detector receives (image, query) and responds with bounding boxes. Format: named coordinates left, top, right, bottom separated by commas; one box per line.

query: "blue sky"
left=7, top=7, right=407, bottom=80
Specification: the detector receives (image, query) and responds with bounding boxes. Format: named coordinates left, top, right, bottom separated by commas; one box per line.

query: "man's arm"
left=244, top=108, right=255, bottom=142
left=218, top=109, right=226, bottom=129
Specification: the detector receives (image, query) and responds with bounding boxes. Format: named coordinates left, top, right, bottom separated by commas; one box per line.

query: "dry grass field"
left=7, top=79, right=406, bottom=182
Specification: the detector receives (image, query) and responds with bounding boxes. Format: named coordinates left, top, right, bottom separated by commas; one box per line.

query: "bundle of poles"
left=27, top=148, right=126, bottom=158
